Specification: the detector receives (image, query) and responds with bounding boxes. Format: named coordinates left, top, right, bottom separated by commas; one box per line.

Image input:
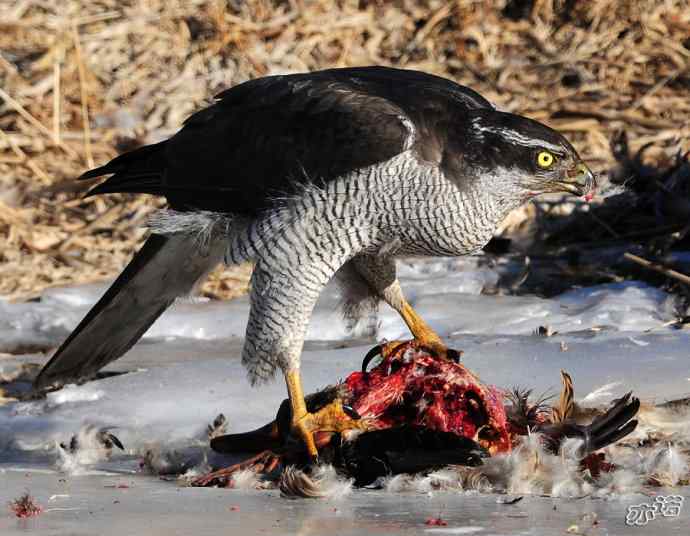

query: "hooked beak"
left=559, top=163, right=597, bottom=199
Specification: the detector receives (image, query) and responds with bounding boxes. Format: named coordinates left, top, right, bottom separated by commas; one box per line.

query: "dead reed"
left=1, top=0, right=688, bottom=301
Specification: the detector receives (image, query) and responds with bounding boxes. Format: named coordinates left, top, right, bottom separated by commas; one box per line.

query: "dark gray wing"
left=81, top=66, right=493, bottom=214
left=34, top=232, right=224, bottom=390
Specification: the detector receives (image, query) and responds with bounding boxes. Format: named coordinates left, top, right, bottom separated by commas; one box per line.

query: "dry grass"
left=1, top=0, right=689, bottom=301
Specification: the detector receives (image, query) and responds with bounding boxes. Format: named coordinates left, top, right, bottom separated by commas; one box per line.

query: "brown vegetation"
left=1, top=0, right=688, bottom=301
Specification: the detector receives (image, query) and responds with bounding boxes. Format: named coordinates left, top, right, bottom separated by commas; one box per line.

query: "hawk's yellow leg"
left=384, top=299, right=457, bottom=360
left=285, top=370, right=366, bottom=460
left=401, top=301, right=444, bottom=347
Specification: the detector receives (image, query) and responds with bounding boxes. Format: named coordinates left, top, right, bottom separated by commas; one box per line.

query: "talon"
left=362, top=344, right=383, bottom=373
left=285, top=371, right=369, bottom=460
left=447, top=348, right=463, bottom=363
left=291, top=399, right=369, bottom=458
left=363, top=341, right=410, bottom=374
left=416, top=340, right=463, bottom=363
left=342, top=404, right=361, bottom=420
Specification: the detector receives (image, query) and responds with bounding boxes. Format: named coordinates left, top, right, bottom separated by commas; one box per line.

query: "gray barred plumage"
left=221, top=151, right=529, bottom=382
left=34, top=66, right=595, bottom=394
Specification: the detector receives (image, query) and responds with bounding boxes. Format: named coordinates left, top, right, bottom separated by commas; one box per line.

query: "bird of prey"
left=35, top=66, right=596, bottom=460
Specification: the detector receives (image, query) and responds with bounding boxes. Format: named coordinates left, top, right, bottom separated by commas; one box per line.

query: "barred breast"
left=228, top=151, right=526, bottom=380
left=227, top=151, right=522, bottom=265
left=362, top=152, right=524, bottom=258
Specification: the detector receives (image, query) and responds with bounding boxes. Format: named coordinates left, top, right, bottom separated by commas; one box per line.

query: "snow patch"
left=581, top=382, right=623, bottom=404
left=47, top=384, right=104, bottom=406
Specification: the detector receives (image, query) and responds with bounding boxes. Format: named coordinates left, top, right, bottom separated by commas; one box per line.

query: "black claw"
left=417, top=343, right=432, bottom=353
left=362, top=344, right=382, bottom=374
left=342, top=405, right=361, bottom=420
left=447, top=348, right=462, bottom=363
left=418, top=344, right=462, bottom=363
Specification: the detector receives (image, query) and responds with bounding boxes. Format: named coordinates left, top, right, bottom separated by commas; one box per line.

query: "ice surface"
left=1, top=255, right=689, bottom=533
left=3, top=331, right=690, bottom=462
left=0, top=256, right=676, bottom=353
left=1, top=255, right=687, bottom=455
left=2, top=469, right=687, bottom=536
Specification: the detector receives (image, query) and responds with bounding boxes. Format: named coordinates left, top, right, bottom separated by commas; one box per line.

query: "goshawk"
left=35, top=66, right=596, bottom=459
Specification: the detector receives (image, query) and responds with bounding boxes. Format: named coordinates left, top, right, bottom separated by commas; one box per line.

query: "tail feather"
left=535, top=394, right=640, bottom=455
left=80, top=141, right=168, bottom=196
left=86, top=174, right=164, bottom=197
left=34, top=232, right=225, bottom=390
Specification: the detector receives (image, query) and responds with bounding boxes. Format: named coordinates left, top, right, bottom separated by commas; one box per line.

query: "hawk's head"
left=461, top=110, right=596, bottom=200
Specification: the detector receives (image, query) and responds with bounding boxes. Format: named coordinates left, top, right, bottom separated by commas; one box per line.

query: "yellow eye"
left=537, top=151, right=555, bottom=168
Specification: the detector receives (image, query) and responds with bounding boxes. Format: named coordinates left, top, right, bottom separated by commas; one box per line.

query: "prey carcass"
left=192, top=341, right=639, bottom=491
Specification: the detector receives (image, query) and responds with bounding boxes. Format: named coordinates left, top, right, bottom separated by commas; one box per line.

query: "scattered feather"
left=207, top=414, right=228, bottom=439
left=228, top=468, right=262, bottom=490
left=8, top=493, right=43, bottom=518
left=279, top=465, right=353, bottom=499
left=55, top=425, right=123, bottom=474
left=425, top=516, right=448, bottom=526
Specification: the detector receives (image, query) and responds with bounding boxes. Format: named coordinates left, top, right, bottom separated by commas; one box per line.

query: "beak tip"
left=585, top=170, right=597, bottom=201
left=575, top=165, right=597, bottom=200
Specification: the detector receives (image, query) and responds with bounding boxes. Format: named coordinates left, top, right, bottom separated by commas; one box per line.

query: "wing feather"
left=84, top=67, right=492, bottom=214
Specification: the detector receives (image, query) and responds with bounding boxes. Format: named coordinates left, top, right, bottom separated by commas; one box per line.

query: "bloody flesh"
left=344, top=341, right=512, bottom=454
left=194, top=340, right=640, bottom=488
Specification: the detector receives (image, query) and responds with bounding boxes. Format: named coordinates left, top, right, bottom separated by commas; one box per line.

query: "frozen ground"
left=1, top=255, right=689, bottom=535
left=1, top=469, right=688, bottom=536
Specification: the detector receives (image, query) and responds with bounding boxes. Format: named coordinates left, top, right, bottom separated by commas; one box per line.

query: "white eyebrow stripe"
left=472, top=124, right=564, bottom=153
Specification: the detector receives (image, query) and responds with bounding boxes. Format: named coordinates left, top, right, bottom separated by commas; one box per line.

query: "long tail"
left=34, top=232, right=224, bottom=390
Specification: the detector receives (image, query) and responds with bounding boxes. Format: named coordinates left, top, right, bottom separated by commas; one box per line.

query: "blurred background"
left=0, top=0, right=689, bottom=303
